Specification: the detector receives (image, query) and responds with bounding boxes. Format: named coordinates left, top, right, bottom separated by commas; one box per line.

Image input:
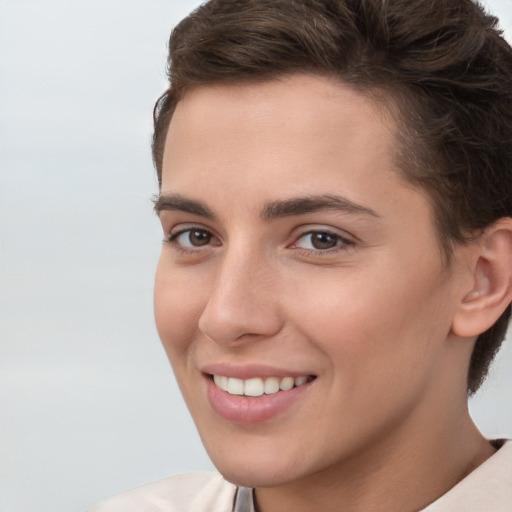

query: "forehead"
left=172, top=74, right=392, bottom=128
left=163, top=75, right=401, bottom=197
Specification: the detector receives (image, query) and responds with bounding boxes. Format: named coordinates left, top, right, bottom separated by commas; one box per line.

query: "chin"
left=202, top=436, right=316, bottom=489
left=214, top=460, right=300, bottom=489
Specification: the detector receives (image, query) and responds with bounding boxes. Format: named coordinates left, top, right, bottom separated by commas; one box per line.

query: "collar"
left=233, top=486, right=255, bottom=512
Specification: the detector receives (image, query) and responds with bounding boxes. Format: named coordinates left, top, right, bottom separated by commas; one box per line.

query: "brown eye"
left=310, top=232, right=338, bottom=250
left=188, top=229, right=211, bottom=246
left=293, top=229, right=352, bottom=253
left=168, top=228, right=217, bottom=249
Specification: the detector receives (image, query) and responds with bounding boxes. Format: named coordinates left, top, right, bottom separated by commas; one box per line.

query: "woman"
left=90, top=0, right=512, bottom=510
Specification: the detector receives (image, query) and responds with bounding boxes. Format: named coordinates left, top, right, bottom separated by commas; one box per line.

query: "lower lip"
left=205, top=376, right=313, bottom=424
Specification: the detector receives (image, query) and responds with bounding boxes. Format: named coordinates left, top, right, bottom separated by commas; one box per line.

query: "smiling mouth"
left=211, top=374, right=316, bottom=397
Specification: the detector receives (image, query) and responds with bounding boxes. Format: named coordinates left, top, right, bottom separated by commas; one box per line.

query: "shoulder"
left=422, top=440, right=512, bottom=511
left=87, top=472, right=237, bottom=512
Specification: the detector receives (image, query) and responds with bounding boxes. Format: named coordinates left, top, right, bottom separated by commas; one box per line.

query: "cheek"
left=290, top=264, right=451, bottom=382
left=154, top=261, right=207, bottom=361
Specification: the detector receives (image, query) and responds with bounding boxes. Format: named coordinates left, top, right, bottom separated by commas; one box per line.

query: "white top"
left=88, top=440, right=512, bottom=512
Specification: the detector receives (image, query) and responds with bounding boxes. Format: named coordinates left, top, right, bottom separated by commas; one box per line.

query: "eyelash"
left=290, top=230, right=354, bottom=256
left=165, top=227, right=220, bottom=254
left=164, top=227, right=354, bottom=256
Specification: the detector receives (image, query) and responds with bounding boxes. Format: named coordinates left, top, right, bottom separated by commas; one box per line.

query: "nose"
left=198, top=246, right=283, bottom=345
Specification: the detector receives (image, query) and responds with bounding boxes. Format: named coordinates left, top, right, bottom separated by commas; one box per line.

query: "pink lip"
left=204, top=373, right=315, bottom=424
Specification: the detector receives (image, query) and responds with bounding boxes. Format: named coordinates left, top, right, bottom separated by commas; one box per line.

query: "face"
left=154, top=75, right=470, bottom=488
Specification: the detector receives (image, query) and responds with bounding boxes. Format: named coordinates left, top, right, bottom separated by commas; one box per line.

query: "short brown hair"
left=152, top=0, right=512, bottom=394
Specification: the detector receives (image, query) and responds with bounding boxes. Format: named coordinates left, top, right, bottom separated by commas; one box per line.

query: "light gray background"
left=1, top=1, right=511, bottom=511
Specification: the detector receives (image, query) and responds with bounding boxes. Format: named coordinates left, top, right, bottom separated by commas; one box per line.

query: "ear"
left=451, top=218, right=512, bottom=338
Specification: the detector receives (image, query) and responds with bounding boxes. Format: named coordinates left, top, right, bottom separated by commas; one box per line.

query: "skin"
left=154, top=75, right=495, bottom=512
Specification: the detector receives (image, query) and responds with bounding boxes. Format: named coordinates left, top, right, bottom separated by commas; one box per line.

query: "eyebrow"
left=153, top=193, right=379, bottom=220
left=153, top=193, right=216, bottom=219
left=261, top=194, right=380, bottom=220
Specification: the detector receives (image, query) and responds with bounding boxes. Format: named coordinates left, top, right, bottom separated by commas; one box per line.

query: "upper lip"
left=200, top=363, right=315, bottom=380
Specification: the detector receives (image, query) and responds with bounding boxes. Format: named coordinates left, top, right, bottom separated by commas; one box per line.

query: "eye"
left=166, top=227, right=219, bottom=250
left=292, top=230, right=352, bottom=252
left=179, top=229, right=212, bottom=247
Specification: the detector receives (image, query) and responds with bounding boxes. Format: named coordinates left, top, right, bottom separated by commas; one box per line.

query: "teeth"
left=213, top=374, right=228, bottom=391
left=244, top=378, right=264, bottom=397
left=279, top=376, right=294, bottom=391
left=294, top=376, right=308, bottom=386
left=213, top=374, right=311, bottom=396
left=227, top=377, right=244, bottom=395
left=264, top=376, right=280, bottom=394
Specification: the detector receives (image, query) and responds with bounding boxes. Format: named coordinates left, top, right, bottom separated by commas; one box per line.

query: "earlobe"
left=451, top=218, right=512, bottom=338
